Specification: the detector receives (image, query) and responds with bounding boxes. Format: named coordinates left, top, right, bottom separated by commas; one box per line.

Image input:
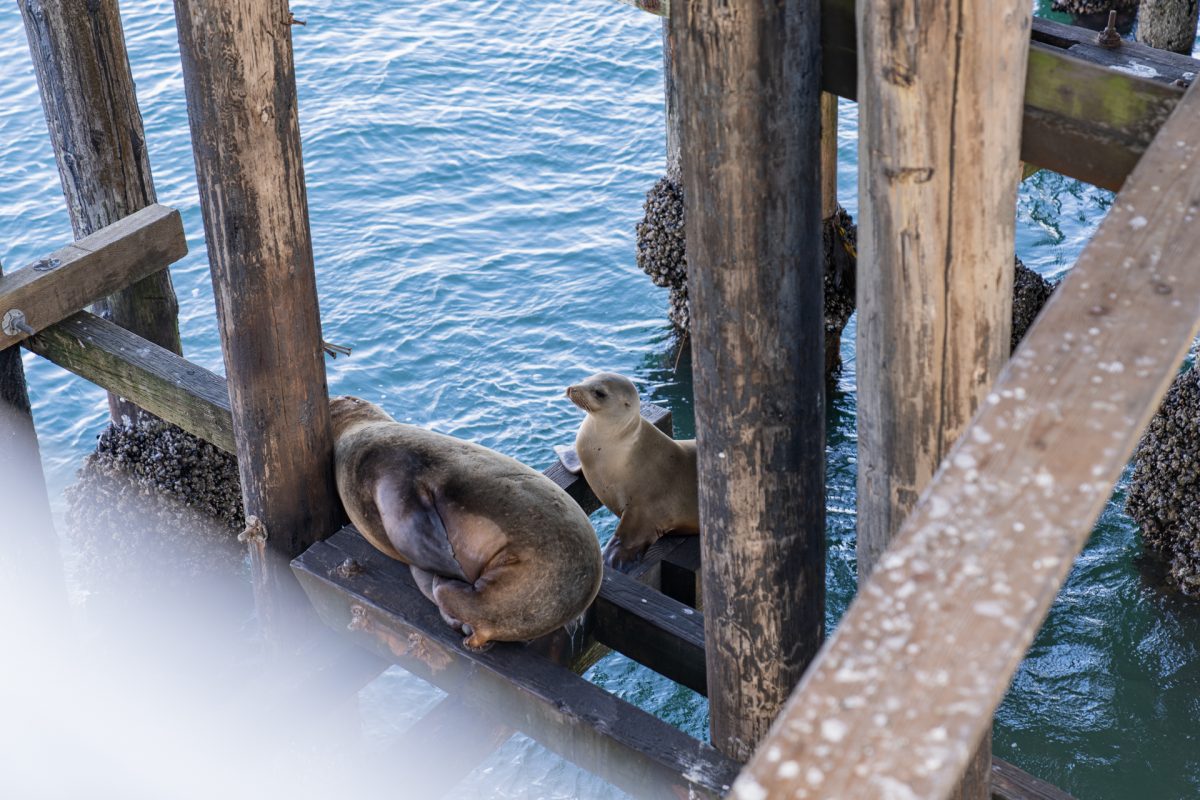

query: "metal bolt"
left=1097, top=10, right=1121, bottom=49
left=347, top=604, right=369, bottom=632
left=322, top=340, right=352, bottom=358
left=333, top=558, right=363, bottom=579
left=2, top=309, right=35, bottom=337
left=237, top=515, right=267, bottom=545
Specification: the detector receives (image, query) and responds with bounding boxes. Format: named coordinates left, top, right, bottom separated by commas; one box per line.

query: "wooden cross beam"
left=0, top=205, right=186, bottom=351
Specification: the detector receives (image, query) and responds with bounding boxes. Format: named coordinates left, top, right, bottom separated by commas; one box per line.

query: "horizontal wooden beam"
left=734, top=84, right=1200, bottom=800
left=292, top=527, right=740, bottom=800
left=591, top=558, right=706, bottom=695
left=824, top=8, right=1192, bottom=191
left=0, top=204, right=186, bottom=350
left=24, top=312, right=234, bottom=450
left=622, top=0, right=1195, bottom=190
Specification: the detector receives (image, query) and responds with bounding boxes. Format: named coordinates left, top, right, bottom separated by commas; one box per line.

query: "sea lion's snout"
left=566, top=384, right=591, bottom=412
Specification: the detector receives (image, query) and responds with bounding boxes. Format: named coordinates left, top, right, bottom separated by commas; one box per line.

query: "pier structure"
left=4, top=0, right=1200, bottom=797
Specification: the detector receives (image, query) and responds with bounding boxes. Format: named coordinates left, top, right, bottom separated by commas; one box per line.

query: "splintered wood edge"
left=735, top=85, right=1200, bottom=799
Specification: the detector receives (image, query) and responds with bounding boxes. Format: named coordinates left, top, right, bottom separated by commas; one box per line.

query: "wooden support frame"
left=675, top=0, right=826, bottom=762
left=620, top=0, right=1197, bottom=192
left=0, top=205, right=186, bottom=351
left=734, top=83, right=1200, bottom=800
left=173, top=0, right=341, bottom=647
left=0, top=260, right=67, bottom=623
left=293, top=528, right=740, bottom=800
left=18, top=0, right=184, bottom=422
left=26, top=312, right=234, bottom=454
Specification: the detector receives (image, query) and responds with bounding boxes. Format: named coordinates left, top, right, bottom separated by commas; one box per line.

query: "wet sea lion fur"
left=331, top=396, right=603, bottom=650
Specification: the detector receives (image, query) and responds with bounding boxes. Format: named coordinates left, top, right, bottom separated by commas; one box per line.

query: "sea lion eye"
left=594, top=389, right=608, bottom=400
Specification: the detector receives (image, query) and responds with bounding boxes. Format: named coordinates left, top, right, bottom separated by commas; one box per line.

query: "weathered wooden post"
left=675, top=0, right=825, bottom=761
left=662, top=16, right=680, bottom=180
left=1137, top=0, right=1199, bottom=55
left=173, top=0, right=340, bottom=646
left=18, top=0, right=183, bottom=424
left=0, top=261, right=67, bottom=623
left=856, top=0, right=1031, bottom=794
left=821, top=94, right=838, bottom=220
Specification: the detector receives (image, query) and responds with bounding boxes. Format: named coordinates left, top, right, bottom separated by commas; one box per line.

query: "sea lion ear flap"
left=374, top=475, right=469, bottom=583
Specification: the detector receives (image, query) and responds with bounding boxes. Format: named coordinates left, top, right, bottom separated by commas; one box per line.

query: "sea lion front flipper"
left=603, top=508, right=658, bottom=572
left=375, top=475, right=469, bottom=583
left=554, top=444, right=583, bottom=475
left=410, top=566, right=468, bottom=632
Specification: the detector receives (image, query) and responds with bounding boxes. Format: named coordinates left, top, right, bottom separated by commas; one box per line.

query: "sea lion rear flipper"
left=554, top=444, right=583, bottom=475
left=375, top=475, right=469, bottom=583
left=604, top=508, right=657, bottom=572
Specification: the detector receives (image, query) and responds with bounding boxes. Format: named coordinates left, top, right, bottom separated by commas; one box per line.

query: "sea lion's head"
left=329, top=395, right=395, bottom=438
left=565, top=372, right=639, bottom=420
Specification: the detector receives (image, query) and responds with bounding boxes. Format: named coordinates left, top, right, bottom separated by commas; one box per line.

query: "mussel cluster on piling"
left=636, top=175, right=689, bottom=332
left=1050, top=0, right=1137, bottom=16
left=67, top=420, right=246, bottom=591
left=1011, top=257, right=1056, bottom=353
left=1127, top=366, right=1200, bottom=595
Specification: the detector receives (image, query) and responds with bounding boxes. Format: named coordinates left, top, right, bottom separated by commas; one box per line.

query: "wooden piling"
left=1136, top=0, right=1199, bottom=55
left=675, top=0, right=825, bottom=761
left=855, top=0, right=1032, bottom=794
left=821, top=93, right=838, bottom=220
left=173, top=0, right=340, bottom=645
left=18, top=0, right=183, bottom=425
left=662, top=17, right=680, bottom=180
left=0, top=260, right=67, bottom=622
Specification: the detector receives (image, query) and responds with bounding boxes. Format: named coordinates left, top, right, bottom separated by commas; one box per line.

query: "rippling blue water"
left=2, top=1, right=1198, bottom=797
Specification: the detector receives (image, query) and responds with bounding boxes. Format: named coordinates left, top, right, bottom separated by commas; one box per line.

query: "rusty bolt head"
left=333, top=558, right=363, bottom=579
left=1097, top=11, right=1121, bottom=48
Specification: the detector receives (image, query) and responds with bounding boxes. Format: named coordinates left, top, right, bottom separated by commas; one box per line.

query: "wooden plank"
left=18, top=0, right=184, bottom=422
left=1020, top=46, right=1183, bottom=192
left=591, top=565, right=706, bottom=695
left=823, top=0, right=1193, bottom=191
left=675, top=0, right=826, bottom=761
left=293, top=528, right=740, bottom=800
left=992, top=758, right=1077, bottom=800
left=733, top=83, right=1200, bottom=800
left=0, top=205, right=186, bottom=351
left=25, top=312, right=235, bottom=454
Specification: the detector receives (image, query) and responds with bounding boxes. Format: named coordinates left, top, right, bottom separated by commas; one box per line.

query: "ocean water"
left=1, top=0, right=1198, bottom=797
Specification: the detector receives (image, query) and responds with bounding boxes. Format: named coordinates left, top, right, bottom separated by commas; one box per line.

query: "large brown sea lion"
left=330, top=396, right=603, bottom=650
left=565, top=373, right=699, bottom=569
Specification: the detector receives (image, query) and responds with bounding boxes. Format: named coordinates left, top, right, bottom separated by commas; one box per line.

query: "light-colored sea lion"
left=330, top=396, right=603, bottom=651
left=565, top=373, right=699, bottom=569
